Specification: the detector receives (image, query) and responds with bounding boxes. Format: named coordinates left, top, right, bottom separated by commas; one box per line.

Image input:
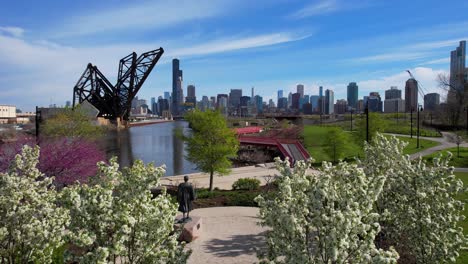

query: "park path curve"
left=384, top=132, right=468, bottom=159
left=183, top=207, right=267, bottom=264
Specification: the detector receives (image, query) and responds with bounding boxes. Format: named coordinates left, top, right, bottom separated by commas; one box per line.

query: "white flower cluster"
left=0, top=146, right=69, bottom=263
left=0, top=146, right=190, bottom=263
left=255, top=156, right=398, bottom=263
left=256, top=133, right=468, bottom=263
left=360, top=134, right=468, bottom=263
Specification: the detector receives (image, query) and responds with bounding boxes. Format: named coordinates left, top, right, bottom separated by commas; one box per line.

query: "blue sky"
left=1, top=0, right=468, bottom=111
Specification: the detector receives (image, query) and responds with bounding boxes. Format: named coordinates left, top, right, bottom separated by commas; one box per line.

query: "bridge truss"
left=72, top=48, right=164, bottom=120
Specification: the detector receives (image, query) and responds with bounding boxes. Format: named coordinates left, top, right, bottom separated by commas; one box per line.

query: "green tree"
left=354, top=112, right=387, bottom=145
left=324, top=127, right=349, bottom=163
left=181, top=110, right=239, bottom=191
left=42, top=105, right=104, bottom=139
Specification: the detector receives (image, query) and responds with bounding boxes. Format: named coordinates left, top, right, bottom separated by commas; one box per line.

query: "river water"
left=101, top=121, right=199, bottom=176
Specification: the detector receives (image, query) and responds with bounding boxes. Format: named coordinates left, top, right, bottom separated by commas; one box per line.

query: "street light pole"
left=366, top=106, right=369, bottom=142
left=350, top=109, right=353, bottom=131
left=465, top=107, right=468, bottom=135
left=410, top=107, right=414, bottom=138
left=417, top=105, right=421, bottom=148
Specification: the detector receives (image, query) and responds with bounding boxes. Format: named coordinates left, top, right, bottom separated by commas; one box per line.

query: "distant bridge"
left=238, top=136, right=310, bottom=165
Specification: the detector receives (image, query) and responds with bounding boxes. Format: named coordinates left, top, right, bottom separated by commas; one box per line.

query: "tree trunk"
left=209, top=170, right=214, bottom=191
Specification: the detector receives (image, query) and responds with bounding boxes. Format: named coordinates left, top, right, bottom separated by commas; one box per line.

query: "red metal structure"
left=238, top=135, right=310, bottom=165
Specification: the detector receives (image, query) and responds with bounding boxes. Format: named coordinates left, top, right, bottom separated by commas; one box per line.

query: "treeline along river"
left=101, top=121, right=198, bottom=176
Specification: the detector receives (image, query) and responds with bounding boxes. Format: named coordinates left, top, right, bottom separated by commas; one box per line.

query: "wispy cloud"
left=353, top=52, right=429, bottom=63
left=168, top=32, right=311, bottom=57
left=54, top=0, right=235, bottom=38
left=419, top=57, right=450, bottom=66
left=407, top=38, right=468, bottom=50
left=0, top=26, right=25, bottom=38
left=290, top=0, right=338, bottom=18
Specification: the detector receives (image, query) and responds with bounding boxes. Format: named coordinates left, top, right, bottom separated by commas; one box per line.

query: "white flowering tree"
left=61, top=158, right=190, bottom=263
left=360, top=134, right=468, bottom=263
left=0, top=146, right=69, bottom=263
left=255, top=158, right=399, bottom=263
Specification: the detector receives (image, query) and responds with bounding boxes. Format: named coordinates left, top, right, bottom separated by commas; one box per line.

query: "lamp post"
left=366, top=106, right=369, bottom=142
left=465, top=107, right=468, bottom=135
left=410, top=107, right=414, bottom=138
left=417, top=105, right=423, bottom=148
left=350, top=109, right=353, bottom=131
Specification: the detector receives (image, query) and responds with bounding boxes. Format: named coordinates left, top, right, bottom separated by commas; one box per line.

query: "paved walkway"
left=161, top=164, right=280, bottom=190
left=183, top=207, right=267, bottom=264
left=385, top=132, right=468, bottom=159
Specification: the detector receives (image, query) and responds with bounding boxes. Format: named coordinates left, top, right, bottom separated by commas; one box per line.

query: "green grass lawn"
left=303, top=125, right=441, bottom=163
left=455, top=172, right=468, bottom=263
left=303, top=126, right=363, bottom=163
left=390, top=136, right=440, bottom=155
left=424, top=147, right=468, bottom=168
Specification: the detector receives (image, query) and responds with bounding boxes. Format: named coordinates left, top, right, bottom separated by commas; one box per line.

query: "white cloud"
left=419, top=57, right=450, bottom=66
left=54, top=0, right=235, bottom=37
left=407, top=38, right=468, bottom=50
left=354, top=52, right=429, bottom=63
left=0, top=30, right=309, bottom=111
left=168, top=32, right=311, bottom=58
left=290, top=0, right=338, bottom=18
left=0, top=26, right=25, bottom=38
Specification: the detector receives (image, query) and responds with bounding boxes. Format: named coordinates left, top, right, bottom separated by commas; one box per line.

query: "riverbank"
left=128, top=119, right=173, bottom=127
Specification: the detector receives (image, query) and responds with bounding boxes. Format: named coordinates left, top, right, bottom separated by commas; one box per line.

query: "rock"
left=175, top=216, right=202, bottom=242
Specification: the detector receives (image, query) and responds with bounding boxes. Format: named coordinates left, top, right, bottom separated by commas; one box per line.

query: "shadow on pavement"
left=203, top=231, right=268, bottom=258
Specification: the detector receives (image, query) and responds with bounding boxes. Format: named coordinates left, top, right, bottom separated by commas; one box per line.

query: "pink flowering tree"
left=0, top=137, right=106, bottom=186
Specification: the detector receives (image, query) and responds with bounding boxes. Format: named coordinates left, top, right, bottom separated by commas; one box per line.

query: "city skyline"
left=1, top=0, right=468, bottom=111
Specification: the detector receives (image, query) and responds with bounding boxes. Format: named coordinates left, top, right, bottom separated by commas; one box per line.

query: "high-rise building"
left=254, top=95, right=263, bottom=114
left=297, top=84, right=304, bottom=98
left=210, top=96, right=216, bottom=109
left=347, top=82, right=358, bottom=110
left=384, top=99, right=405, bottom=113
left=278, top=98, right=288, bottom=110
left=150, top=97, right=156, bottom=114
left=334, top=99, right=348, bottom=114
left=164, top=91, right=171, bottom=101
left=217, top=94, right=228, bottom=109
left=251, top=87, right=254, bottom=99
left=450, top=40, right=466, bottom=92
left=291, top=93, right=301, bottom=110
left=310, top=95, right=319, bottom=112
left=200, top=96, right=210, bottom=111
left=405, top=78, right=418, bottom=112
left=172, top=59, right=183, bottom=115
left=229, top=89, right=242, bottom=109
left=424, top=93, right=440, bottom=111
left=185, top=85, right=196, bottom=106
left=319, top=86, right=325, bottom=113
left=368, top=92, right=382, bottom=112
left=240, top=96, right=251, bottom=116
left=65, top=101, right=71, bottom=107
left=277, top=90, right=283, bottom=100
left=324, top=89, right=334, bottom=114
left=288, top=92, right=293, bottom=108
left=385, top=86, right=402, bottom=99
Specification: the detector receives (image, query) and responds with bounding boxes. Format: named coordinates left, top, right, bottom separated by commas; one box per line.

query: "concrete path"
left=183, top=207, right=267, bottom=264
left=161, top=164, right=280, bottom=190
left=385, top=132, right=468, bottom=159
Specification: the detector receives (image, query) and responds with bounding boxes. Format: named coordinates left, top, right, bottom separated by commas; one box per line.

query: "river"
left=102, top=121, right=199, bottom=176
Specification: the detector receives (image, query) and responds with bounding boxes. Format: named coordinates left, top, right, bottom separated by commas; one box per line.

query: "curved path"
left=385, top=132, right=468, bottom=159
left=183, top=207, right=267, bottom=264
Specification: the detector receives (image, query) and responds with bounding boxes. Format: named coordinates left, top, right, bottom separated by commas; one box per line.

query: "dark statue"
left=177, top=175, right=195, bottom=223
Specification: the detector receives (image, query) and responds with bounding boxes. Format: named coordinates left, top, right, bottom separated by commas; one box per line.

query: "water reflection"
left=101, top=121, right=198, bottom=176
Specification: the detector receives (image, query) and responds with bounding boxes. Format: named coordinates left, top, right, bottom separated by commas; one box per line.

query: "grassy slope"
left=303, top=125, right=441, bottom=162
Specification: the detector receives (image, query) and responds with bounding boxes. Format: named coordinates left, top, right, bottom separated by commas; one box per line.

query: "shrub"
left=232, top=177, right=260, bottom=190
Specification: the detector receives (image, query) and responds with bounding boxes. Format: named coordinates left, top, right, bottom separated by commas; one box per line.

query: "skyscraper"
left=297, top=84, right=304, bottom=98
left=324, top=89, right=334, bottom=114
left=368, top=92, right=382, bottom=112
left=347, top=82, right=358, bottom=110
left=229, top=89, right=242, bottom=109
left=385, top=86, right=402, bottom=99
left=277, top=90, right=283, bottom=107
left=319, top=86, right=325, bottom=113
left=254, top=95, right=263, bottom=114
left=424, top=93, right=440, bottom=111
left=151, top=97, right=156, bottom=114
left=185, top=85, right=196, bottom=106
left=251, top=87, right=254, bottom=99
left=405, top=78, right=418, bottom=112
left=450, top=40, right=466, bottom=92
left=291, top=93, right=301, bottom=110
left=172, top=59, right=183, bottom=115
left=310, top=95, right=319, bottom=112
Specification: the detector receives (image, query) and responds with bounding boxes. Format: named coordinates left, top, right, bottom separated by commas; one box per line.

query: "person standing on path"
left=177, top=175, right=196, bottom=222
